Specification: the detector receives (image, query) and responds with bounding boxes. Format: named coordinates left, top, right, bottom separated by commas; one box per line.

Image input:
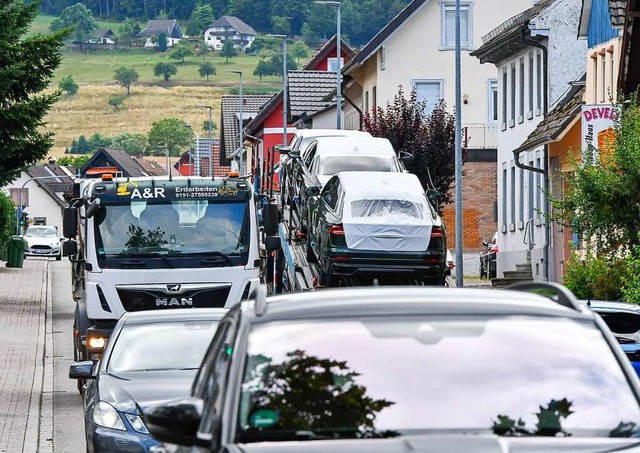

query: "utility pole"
left=197, top=105, right=214, bottom=177
left=227, top=70, right=244, bottom=175
left=315, top=1, right=342, bottom=129
left=454, top=0, right=464, bottom=286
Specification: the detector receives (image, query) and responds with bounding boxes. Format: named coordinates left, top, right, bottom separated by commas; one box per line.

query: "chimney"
left=48, top=156, right=57, bottom=165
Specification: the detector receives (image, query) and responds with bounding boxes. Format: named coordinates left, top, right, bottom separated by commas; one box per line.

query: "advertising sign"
left=581, top=104, right=617, bottom=157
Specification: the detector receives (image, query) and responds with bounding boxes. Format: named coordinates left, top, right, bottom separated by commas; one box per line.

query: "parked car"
left=69, top=308, right=227, bottom=453
left=278, top=129, right=372, bottom=209
left=479, top=231, right=498, bottom=279
left=23, top=225, right=63, bottom=260
left=145, top=283, right=640, bottom=452
left=586, top=300, right=640, bottom=377
left=291, top=135, right=407, bottom=233
left=307, top=171, right=447, bottom=286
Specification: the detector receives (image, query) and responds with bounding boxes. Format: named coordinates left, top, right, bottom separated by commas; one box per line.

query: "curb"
left=39, top=259, right=54, bottom=453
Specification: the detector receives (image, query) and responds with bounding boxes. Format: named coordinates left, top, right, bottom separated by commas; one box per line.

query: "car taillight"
left=431, top=226, right=444, bottom=238
left=329, top=224, right=345, bottom=236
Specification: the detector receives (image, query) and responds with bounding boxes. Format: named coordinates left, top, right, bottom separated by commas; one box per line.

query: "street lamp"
left=227, top=70, right=244, bottom=175
left=315, top=1, right=342, bottom=129
left=184, top=123, right=193, bottom=175
left=158, top=142, right=169, bottom=178
left=267, top=34, right=288, bottom=146
left=197, top=105, right=214, bottom=177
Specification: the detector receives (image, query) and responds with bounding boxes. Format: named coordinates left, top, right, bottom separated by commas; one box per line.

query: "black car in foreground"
left=145, top=283, right=640, bottom=453
left=69, top=308, right=227, bottom=453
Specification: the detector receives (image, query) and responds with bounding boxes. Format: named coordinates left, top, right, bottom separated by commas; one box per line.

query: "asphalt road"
left=49, top=258, right=85, bottom=452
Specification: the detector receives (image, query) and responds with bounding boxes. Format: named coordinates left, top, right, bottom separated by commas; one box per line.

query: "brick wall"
left=441, top=160, right=497, bottom=252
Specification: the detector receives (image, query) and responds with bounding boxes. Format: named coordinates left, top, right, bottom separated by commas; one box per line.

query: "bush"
left=59, top=75, right=78, bottom=95
left=622, top=247, right=640, bottom=303
left=0, top=192, right=17, bottom=248
left=563, top=252, right=629, bottom=301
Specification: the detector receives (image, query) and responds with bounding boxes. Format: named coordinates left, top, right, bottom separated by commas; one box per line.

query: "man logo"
left=166, top=284, right=182, bottom=293
left=155, top=297, right=193, bottom=307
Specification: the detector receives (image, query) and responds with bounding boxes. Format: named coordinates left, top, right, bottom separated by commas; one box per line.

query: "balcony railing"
left=463, top=123, right=498, bottom=149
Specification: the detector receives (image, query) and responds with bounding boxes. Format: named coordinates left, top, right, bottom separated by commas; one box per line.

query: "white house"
left=87, top=29, right=116, bottom=46
left=5, top=162, right=76, bottom=234
left=471, top=0, right=587, bottom=282
left=136, top=19, right=183, bottom=48
left=204, top=16, right=256, bottom=51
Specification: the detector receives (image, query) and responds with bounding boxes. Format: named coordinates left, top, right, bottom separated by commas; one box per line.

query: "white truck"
left=63, top=174, right=279, bottom=362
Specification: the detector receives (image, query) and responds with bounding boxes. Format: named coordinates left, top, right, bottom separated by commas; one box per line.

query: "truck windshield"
left=94, top=200, right=249, bottom=258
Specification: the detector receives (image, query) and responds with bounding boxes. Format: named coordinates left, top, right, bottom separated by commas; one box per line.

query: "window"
left=372, top=86, right=377, bottom=109
left=502, top=167, right=507, bottom=227
left=536, top=52, right=542, bottom=115
left=327, top=57, right=344, bottom=72
left=510, top=63, right=516, bottom=127
left=510, top=164, right=516, bottom=226
left=10, top=188, right=28, bottom=207
left=519, top=57, right=525, bottom=123
left=414, top=80, right=443, bottom=116
left=488, top=79, right=498, bottom=124
left=365, top=91, right=369, bottom=113
left=528, top=53, right=534, bottom=118
left=592, top=54, right=598, bottom=102
left=321, top=178, right=341, bottom=211
left=441, top=3, right=472, bottom=49
left=601, top=57, right=606, bottom=102
left=611, top=54, right=615, bottom=96
left=502, top=69, right=507, bottom=130
left=519, top=167, right=524, bottom=225
left=536, top=157, right=542, bottom=220
left=381, top=45, right=386, bottom=70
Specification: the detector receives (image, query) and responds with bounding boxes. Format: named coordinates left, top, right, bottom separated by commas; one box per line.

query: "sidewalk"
left=0, top=259, right=54, bottom=453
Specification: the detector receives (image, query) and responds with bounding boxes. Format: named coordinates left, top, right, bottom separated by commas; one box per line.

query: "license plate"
left=34, top=249, right=48, bottom=254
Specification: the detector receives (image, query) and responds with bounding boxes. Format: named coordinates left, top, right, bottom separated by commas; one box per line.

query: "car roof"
left=583, top=300, right=640, bottom=313
left=293, top=129, right=371, bottom=139
left=313, top=136, right=395, bottom=158
left=337, top=171, right=425, bottom=196
left=121, top=308, right=228, bottom=325
left=244, top=287, right=590, bottom=323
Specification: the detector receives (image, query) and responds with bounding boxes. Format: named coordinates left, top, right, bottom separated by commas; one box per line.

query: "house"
left=80, top=148, right=167, bottom=178
left=87, top=29, right=116, bottom=48
left=337, top=0, right=532, bottom=268
left=243, top=36, right=355, bottom=191
left=136, top=19, right=183, bottom=48
left=5, top=160, right=75, bottom=233
left=471, top=0, right=587, bottom=282
left=172, top=138, right=226, bottom=177
left=219, top=95, right=273, bottom=175
left=204, top=16, right=256, bottom=51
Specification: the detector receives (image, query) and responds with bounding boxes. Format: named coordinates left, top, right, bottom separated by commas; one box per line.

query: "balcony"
left=463, top=123, right=498, bottom=149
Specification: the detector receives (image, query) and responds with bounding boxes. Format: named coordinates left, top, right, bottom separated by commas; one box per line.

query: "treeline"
left=38, top=0, right=411, bottom=46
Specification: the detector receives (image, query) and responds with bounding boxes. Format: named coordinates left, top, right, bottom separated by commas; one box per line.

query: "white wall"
left=9, top=173, right=65, bottom=233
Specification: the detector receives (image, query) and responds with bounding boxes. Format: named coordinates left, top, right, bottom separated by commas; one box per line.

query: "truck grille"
left=117, top=287, right=231, bottom=311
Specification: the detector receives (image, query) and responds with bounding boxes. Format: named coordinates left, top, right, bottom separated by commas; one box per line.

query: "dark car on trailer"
left=306, top=171, right=447, bottom=286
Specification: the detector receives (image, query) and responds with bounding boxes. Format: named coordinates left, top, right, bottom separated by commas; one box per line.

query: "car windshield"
left=237, top=316, right=640, bottom=442
left=25, top=227, right=57, bottom=238
left=108, top=320, right=219, bottom=372
left=318, top=156, right=397, bottom=174
left=94, top=200, right=249, bottom=257
left=350, top=199, right=425, bottom=219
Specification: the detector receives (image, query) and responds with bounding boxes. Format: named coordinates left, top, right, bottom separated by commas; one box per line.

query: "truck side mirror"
left=63, top=207, right=77, bottom=239
left=265, top=235, right=281, bottom=252
left=262, top=203, right=279, bottom=236
left=63, top=239, right=77, bottom=257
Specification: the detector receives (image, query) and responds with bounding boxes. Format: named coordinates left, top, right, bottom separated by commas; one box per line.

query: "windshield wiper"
left=188, top=251, right=235, bottom=266
left=238, top=428, right=399, bottom=443
left=119, top=252, right=175, bottom=268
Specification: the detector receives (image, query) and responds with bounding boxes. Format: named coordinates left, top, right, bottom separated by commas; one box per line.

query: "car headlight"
left=93, top=401, right=126, bottom=431
left=125, top=414, right=149, bottom=434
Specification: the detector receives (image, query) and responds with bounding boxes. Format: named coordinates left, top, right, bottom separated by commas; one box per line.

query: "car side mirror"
left=482, top=240, right=488, bottom=247
left=305, top=186, right=320, bottom=197
left=69, top=361, right=95, bottom=380
left=276, top=145, right=291, bottom=155
left=399, top=151, right=413, bottom=164
left=144, top=397, right=209, bottom=448
left=426, top=189, right=440, bottom=204
left=63, top=239, right=78, bottom=257
left=289, top=149, right=301, bottom=159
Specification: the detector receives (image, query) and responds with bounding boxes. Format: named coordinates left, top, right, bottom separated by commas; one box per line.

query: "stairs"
left=491, top=263, right=533, bottom=287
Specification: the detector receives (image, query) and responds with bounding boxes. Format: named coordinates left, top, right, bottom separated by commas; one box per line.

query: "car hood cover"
left=99, top=370, right=197, bottom=414
left=25, top=237, right=59, bottom=247
left=239, top=435, right=640, bottom=453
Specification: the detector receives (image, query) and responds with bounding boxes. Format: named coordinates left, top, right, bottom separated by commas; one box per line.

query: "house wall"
left=204, top=28, right=255, bottom=51
left=9, top=174, right=64, bottom=232
left=584, top=36, right=621, bottom=104
left=494, top=0, right=586, bottom=281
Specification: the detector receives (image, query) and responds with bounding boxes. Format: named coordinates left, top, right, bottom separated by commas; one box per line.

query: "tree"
left=117, top=18, right=137, bottom=47
left=59, top=75, right=79, bottom=95
left=110, top=133, right=148, bottom=156
left=201, top=120, right=218, bottom=134
left=113, top=67, right=139, bottom=95
left=271, top=16, right=291, bottom=36
left=187, top=4, right=215, bottom=36
left=267, top=52, right=298, bottom=78
left=253, top=59, right=272, bottom=82
left=87, top=133, right=111, bottom=150
left=0, top=192, right=17, bottom=253
left=220, top=39, right=238, bottom=63
left=108, top=94, right=126, bottom=110
left=169, top=41, right=193, bottom=65
left=147, top=117, right=191, bottom=156
left=58, top=154, right=92, bottom=169
left=290, top=40, right=310, bottom=65
left=198, top=61, right=216, bottom=81
left=153, top=62, right=178, bottom=82
left=363, top=86, right=459, bottom=212
left=50, top=3, right=97, bottom=44
left=70, top=135, right=91, bottom=154
left=550, top=97, right=640, bottom=255
left=0, top=0, right=68, bottom=186
left=157, top=32, right=168, bottom=52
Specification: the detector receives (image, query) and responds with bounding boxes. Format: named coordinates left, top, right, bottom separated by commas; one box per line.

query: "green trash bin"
left=6, top=236, right=26, bottom=268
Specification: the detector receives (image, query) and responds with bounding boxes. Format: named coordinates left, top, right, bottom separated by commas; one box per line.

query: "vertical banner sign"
left=581, top=105, right=617, bottom=164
